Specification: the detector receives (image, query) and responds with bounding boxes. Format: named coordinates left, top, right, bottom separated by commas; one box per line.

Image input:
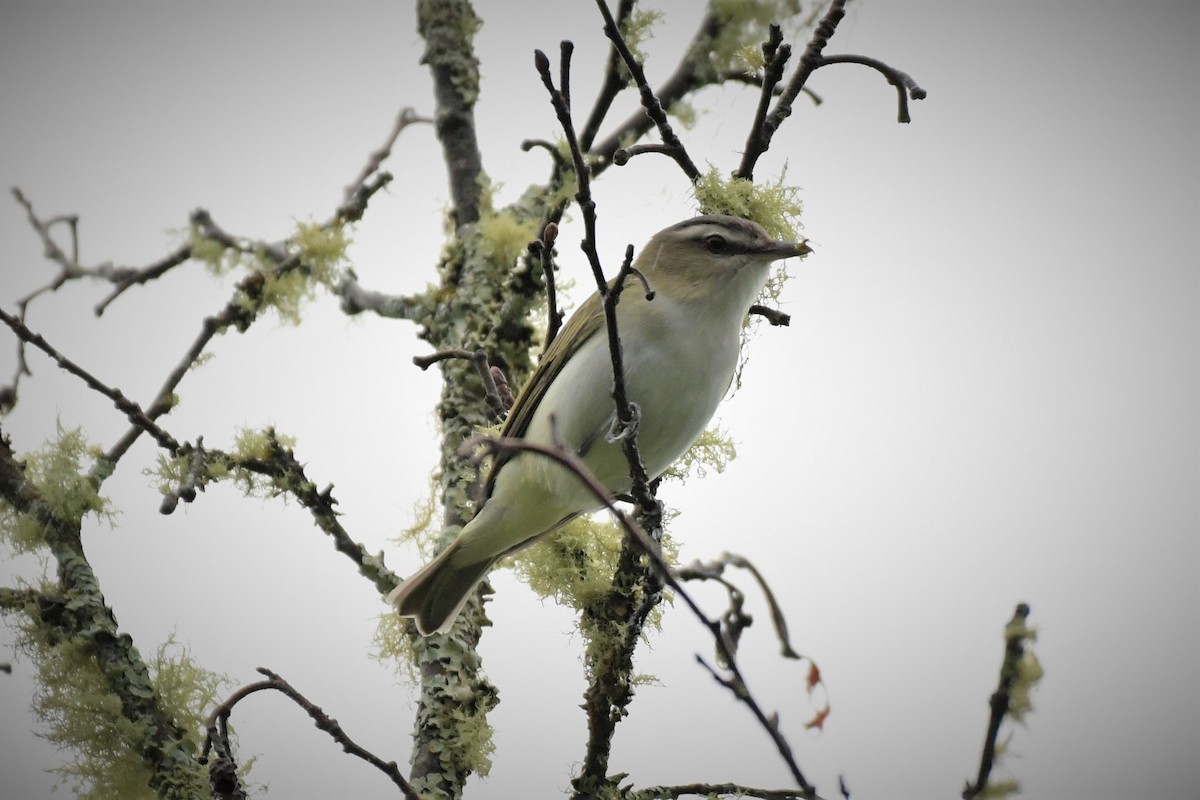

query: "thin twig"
left=0, top=307, right=180, bottom=453
left=94, top=243, right=194, bottom=316
left=231, top=429, right=403, bottom=595
left=736, top=25, right=792, bottom=181
left=587, top=9, right=721, bottom=164
left=578, top=0, right=636, bottom=150
left=962, top=603, right=1036, bottom=800
left=529, top=221, right=565, bottom=350
left=623, top=783, right=817, bottom=800
left=339, top=106, right=430, bottom=218
left=202, top=667, right=421, bottom=800
left=600, top=247, right=655, bottom=506
left=815, top=54, right=927, bottom=123
left=749, top=304, right=791, bottom=327
left=159, top=437, right=205, bottom=514
left=413, top=347, right=506, bottom=419
left=611, top=142, right=681, bottom=166
left=533, top=45, right=655, bottom=510
left=336, top=270, right=430, bottom=320
left=593, top=0, right=700, bottom=181
left=520, top=138, right=567, bottom=171
left=744, top=0, right=848, bottom=179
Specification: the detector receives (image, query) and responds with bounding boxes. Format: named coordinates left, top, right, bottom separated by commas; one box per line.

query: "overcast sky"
left=1, top=2, right=1197, bottom=799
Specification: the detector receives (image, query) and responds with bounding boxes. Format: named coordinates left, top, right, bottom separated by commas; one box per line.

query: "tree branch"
left=338, top=106, right=431, bottom=222
left=593, top=0, right=700, bottom=181
left=816, top=54, right=927, bottom=124
left=336, top=270, right=432, bottom=321
left=413, top=347, right=508, bottom=419
left=578, top=0, right=636, bottom=151
left=203, top=667, right=421, bottom=800
left=623, top=782, right=816, bottom=800
left=529, top=221, right=565, bottom=350
left=749, top=303, right=791, bottom=326
left=962, top=603, right=1039, bottom=800
left=230, top=430, right=403, bottom=596
left=739, top=0, right=848, bottom=180
left=0, top=307, right=181, bottom=454
left=417, top=0, right=485, bottom=228
left=735, top=25, right=792, bottom=181
left=588, top=8, right=722, bottom=166
left=0, top=434, right=208, bottom=797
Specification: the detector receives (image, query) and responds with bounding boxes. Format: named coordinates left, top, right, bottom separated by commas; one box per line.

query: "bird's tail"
left=387, top=543, right=495, bottom=635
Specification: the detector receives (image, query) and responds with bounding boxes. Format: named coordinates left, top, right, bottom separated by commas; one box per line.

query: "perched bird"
left=390, top=214, right=811, bottom=634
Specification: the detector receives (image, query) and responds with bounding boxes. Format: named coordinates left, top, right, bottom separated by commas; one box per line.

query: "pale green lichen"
left=476, top=209, right=541, bottom=273
left=510, top=517, right=626, bottom=611
left=372, top=612, right=418, bottom=683
left=694, top=165, right=804, bottom=307
left=188, top=226, right=238, bottom=275
left=547, top=157, right=581, bottom=214
left=395, top=475, right=443, bottom=561
left=8, top=624, right=219, bottom=800
left=199, top=220, right=350, bottom=326
left=29, top=635, right=157, bottom=800
left=1004, top=617, right=1042, bottom=724
left=292, top=221, right=349, bottom=284
left=230, top=427, right=295, bottom=463
left=447, top=703, right=495, bottom=776
left=667, top=98, right=698, bottom=130
left=693, top=165, right=802, bottom=242
left=708, top=0, right=805, bottom=76
left=188, top=352, right=215, bottom=371
left=659, top=425, right=737, bottom=484
left=734, top=42, right=767, bottom=73
left=620, top=8, right=664, bottom=64
left=150, top=637, right=227, bottom=730
left=224, top=427, right=299, bottom=498
left=1009, top=649, right=1043, bottom=722
left=254, top=221, right=349, bottom=325
left=145, top=453, right=192, bottom=498
left=0, top=426, right=112, bottom=554
left=511, top=515, right=678, bottom=632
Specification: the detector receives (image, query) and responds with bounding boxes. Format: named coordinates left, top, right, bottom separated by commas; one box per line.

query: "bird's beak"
left=760, top=238, right=812, bottom=258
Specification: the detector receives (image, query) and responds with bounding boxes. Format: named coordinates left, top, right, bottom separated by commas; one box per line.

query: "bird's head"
left=635, top=214, right=811, bottom=303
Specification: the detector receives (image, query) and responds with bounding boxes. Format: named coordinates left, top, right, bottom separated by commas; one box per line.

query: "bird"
left=389, top=214, right=811, bottom=634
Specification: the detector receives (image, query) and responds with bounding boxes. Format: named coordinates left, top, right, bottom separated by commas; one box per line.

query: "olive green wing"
left=483, top=289, right=607, bottom=497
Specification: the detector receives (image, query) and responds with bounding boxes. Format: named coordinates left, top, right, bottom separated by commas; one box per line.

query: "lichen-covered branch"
left=0, top=307, right=182, bottom=455
left=962, top=604, right=1042, bottom=800
left=622, top=783, right=822, bottom=800
left=0, top=432, right=209, bottom=799
left=417, top=0, right=485, bottom=228
left=227, top=430, right=403, bottom=595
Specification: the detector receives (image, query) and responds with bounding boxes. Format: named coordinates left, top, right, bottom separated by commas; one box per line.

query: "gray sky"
left=1, top=1, right=1197, bottom=798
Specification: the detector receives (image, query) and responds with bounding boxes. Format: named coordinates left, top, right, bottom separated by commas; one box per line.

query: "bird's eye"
left=703, top=234, right=727, bottom=254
